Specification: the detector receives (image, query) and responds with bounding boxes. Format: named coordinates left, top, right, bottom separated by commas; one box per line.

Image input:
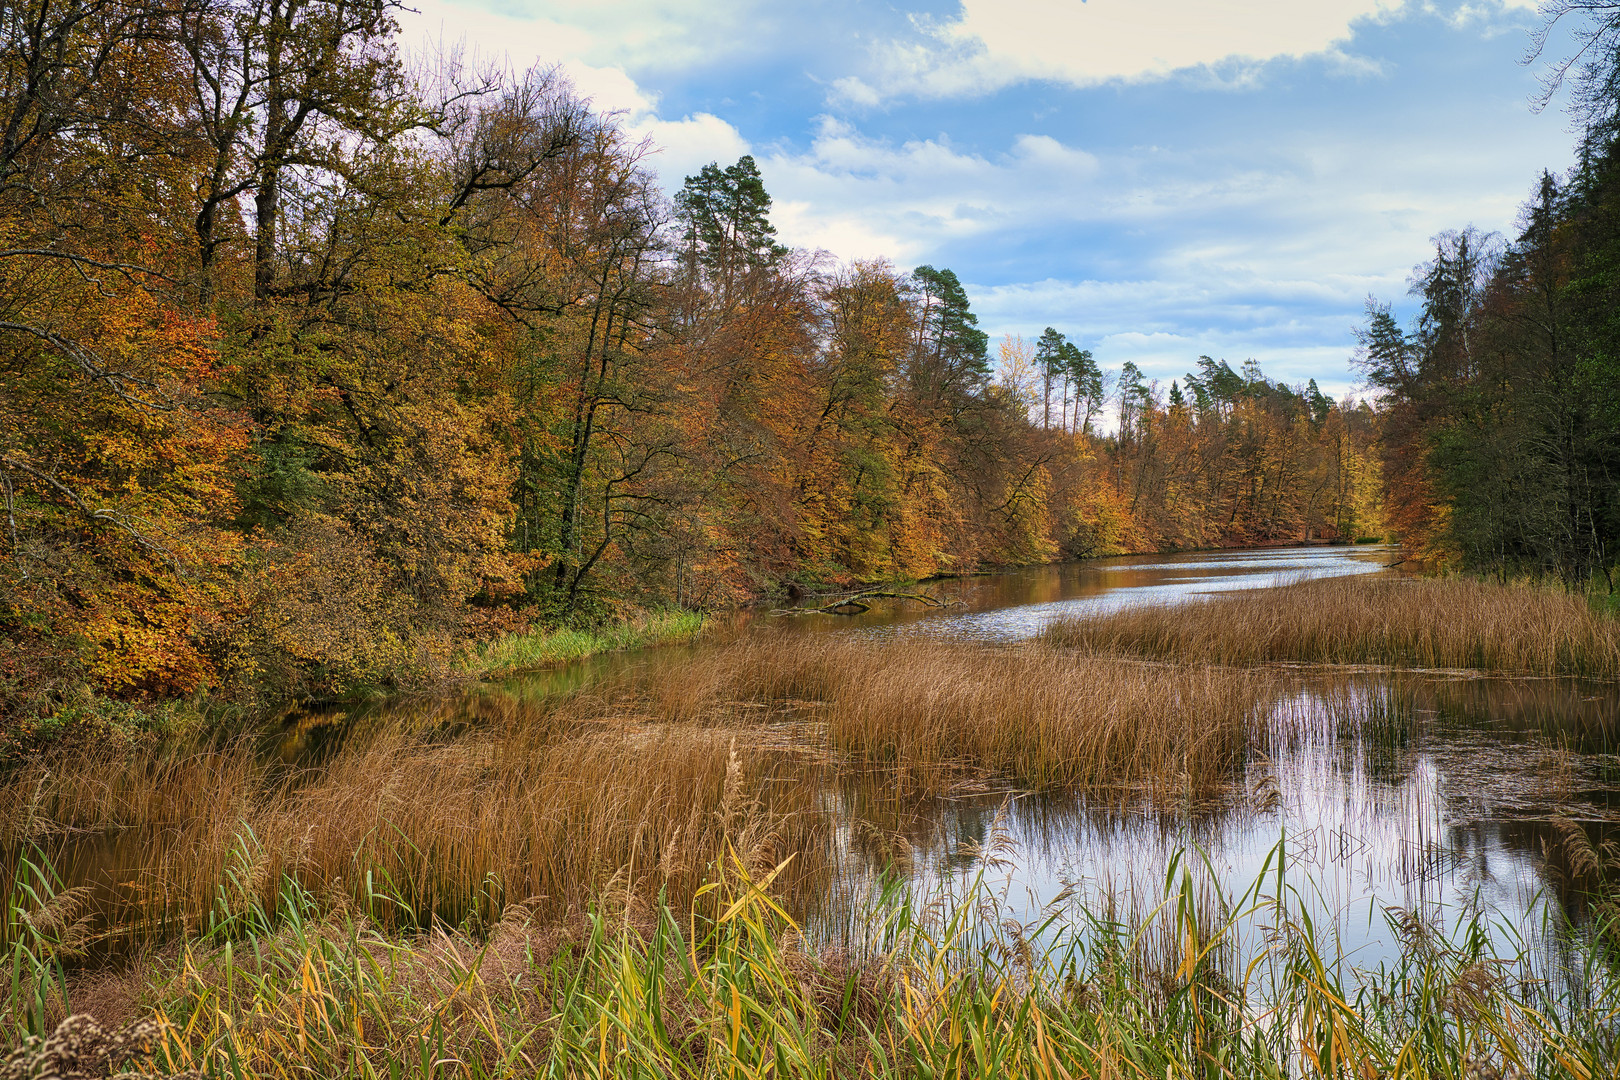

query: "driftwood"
left=772, top=589, right=960, bottom=616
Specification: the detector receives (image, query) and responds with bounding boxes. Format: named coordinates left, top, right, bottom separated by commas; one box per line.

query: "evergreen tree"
left=1034, top=326, right=1066, bottom=429
left=1062, top=342, right=1103, bottom=433
left=908, top=265, right=990, bottom=409
left=675, top=155, right=786, bottom=302
left=1306, top=379, right=1331, bottom=425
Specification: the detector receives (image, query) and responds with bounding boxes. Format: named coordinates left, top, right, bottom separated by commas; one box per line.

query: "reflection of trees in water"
left=802, top=672, right=1618, bottom=978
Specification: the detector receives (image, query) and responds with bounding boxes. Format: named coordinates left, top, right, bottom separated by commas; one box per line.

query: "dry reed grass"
left=0, top=636, right=1268, bottom=947
left=627, top=637, right=1269, bottom=793
left=1044, top=574, right=1620, bottom=676
left=1, top=722, right=825, bottom=946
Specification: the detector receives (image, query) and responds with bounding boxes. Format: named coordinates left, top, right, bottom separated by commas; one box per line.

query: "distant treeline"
left=1, top=0, right=1604, bottom=724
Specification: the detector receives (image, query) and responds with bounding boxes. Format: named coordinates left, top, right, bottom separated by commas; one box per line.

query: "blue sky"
left=402, top=0, right=1583, bottom=401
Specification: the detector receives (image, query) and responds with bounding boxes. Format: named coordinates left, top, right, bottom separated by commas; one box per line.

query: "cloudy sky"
left=401, top=0, right=1582, bottom=400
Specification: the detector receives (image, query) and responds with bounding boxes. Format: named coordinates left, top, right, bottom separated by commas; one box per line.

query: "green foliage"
left=4, top=847, right=90, bottom=1044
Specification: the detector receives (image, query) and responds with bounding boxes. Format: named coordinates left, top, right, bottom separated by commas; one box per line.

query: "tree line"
left=1354, top=2, right=1620, bottom=592
left=0, top=0, right=1423, bottom=723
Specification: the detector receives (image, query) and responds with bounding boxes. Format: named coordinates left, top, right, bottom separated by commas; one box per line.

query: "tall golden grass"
left=631, top=637, right=1268, bottom=793
left=14, top=830, right=1611, bottom=1080
left=0, top=638, right=1267, bottom=946
left=2, top=724, right=823, bottom=945
left=1044, top=574, right=1620, bottom=676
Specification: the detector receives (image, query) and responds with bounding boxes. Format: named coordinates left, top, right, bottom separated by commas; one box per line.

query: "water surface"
left=677, top=545, right=1618, bottom=981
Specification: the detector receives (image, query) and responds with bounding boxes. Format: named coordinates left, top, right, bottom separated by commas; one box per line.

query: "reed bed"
left=1, top=724, right=827, bottom=949
left=1044, top=574, right=1620, bottom=676
left=8, top=834, right=1615, bottom=1079
left=627, top=637, right=1271, bottom=794
left=0, top=637, right=1267, bottom=952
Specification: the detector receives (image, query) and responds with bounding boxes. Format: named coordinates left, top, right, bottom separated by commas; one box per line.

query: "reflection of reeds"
left=1545, top=817, right=1620, bottom=949
left=1043, top=574, right=1620, bottom=676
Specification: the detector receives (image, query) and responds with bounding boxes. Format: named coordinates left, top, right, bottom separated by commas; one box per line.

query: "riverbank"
left=7, top=568, right=1620, bottom=1075
left=0, top=608, right=709, bottom=765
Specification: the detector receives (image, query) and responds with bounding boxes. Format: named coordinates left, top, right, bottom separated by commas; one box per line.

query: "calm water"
left=41, top=545, right=1620, bottom=982
left=755, top=542, right=1391, bottom=642
left=661, top=544, right=1617, bottom=976
left=807, top=670, right=1620, bottom=975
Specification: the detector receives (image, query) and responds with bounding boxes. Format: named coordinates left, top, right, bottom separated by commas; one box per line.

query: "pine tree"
left=1034, top=327, right=1066, bottom=429
left=908, top=265, right=990, bottom=409
left=676, top=155, right=786, bottom=303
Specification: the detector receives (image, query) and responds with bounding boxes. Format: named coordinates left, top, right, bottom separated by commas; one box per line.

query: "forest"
left=0, top=0, right=1614, bottom=730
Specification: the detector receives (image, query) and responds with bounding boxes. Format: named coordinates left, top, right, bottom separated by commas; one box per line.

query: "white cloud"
left=950, top=0, right=1405, bottom=82
left=402, top=0, right=652, bottom=111
left=759, top=119, right=1102, bottom=259
left=400, top=0, right=755, bottom=189
left=835, top=0, right=1540, bottom=103
left=640, top=113, right=753, bottom=183
left=751, top=92, right=1562, bottom=393
left=417, top=0, right=757, bottom=72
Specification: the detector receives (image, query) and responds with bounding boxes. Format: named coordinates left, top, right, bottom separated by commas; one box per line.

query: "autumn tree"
left=0, top=0, right=256, bottom=712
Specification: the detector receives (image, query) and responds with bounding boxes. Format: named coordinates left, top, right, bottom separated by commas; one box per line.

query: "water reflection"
left=803, top=670, right=1620, bottom=984
left=752, top=543, right=1391, bottom=642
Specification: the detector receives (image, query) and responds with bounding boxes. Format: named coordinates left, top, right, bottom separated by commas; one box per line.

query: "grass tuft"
left=466, top=608, right=706, bottom=678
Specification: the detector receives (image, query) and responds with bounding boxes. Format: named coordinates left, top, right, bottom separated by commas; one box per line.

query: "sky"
left=399, top=0, right=1586, bottom=401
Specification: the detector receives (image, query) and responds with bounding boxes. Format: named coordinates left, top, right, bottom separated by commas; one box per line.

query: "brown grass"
left=1042, top=574, right=1620, bottom=677
left=0, top=637, right=1266, bottom=948
left=629, top=637, right=1269, bottom=793
left=2, top=719, right=824, bottom=947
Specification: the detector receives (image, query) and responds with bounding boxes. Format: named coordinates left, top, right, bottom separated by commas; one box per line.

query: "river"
left=506, top=544, right=1617, bottom=982
left=38, top=545, right=1620, bottom=988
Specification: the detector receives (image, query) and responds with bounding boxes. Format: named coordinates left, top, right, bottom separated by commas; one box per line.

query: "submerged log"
left=771, top=589, right=959, bottom=616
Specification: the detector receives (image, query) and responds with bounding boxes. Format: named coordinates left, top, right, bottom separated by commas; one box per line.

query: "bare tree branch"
left=0, top=321, right=173, bottom=411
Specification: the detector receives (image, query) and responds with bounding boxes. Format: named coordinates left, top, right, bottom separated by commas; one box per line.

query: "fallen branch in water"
left=772, top=590, right=960, bottom=616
